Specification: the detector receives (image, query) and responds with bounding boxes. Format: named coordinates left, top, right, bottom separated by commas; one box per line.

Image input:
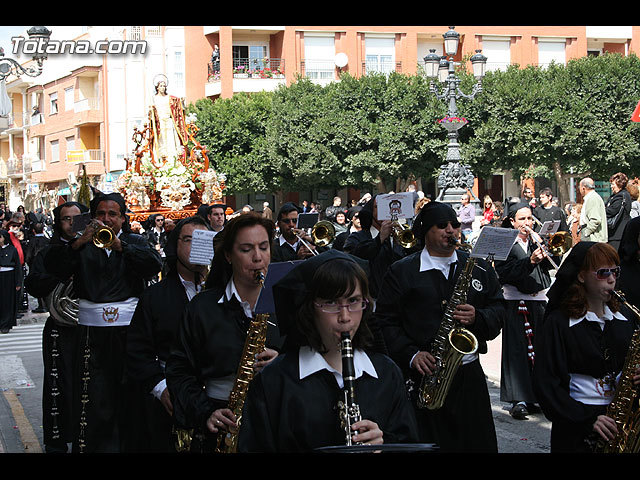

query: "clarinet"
left=337, top=331, right=362, bottom=446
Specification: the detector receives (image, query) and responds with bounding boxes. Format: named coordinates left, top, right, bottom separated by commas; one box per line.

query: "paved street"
left=0, top=298, right=551, bottom=454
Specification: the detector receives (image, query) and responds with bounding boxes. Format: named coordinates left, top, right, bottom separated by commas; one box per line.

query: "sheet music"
left=539, top=220, right=560, bottom=235
left=188, top=229, right=216, bottom=265
left=376, top=192, right=415, bottom=220
left=471, top=227, right=518, bottom=261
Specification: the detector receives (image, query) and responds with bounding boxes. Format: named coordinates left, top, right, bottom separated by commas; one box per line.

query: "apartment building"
left=1, top=25, right=638, bottom=212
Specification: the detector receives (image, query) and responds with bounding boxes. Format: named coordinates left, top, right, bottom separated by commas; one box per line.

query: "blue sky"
left=0, top=26, right=30, bottom=53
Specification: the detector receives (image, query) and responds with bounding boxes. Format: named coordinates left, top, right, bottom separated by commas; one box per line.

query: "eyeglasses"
left=314, top=298, right=369, bottom=314
left=435, top=220, right=461, bottom=230
left=594, top=267, right=620, bottom=280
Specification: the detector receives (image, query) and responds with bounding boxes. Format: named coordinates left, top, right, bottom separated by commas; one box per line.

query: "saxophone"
left=337, top=332, right=362, bottom=446
left=593, top=290, right=640, bottom=453
left=215, top=270, right=270, bottom=453
left=417, top=249, right=479, bottom=410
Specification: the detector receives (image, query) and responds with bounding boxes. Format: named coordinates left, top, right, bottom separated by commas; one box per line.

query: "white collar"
left=298, top=346, right=378, bottom=388
left=179, top=273, right=204, bottom=301
left=419, top=246, right=458, bottom=276
left=278, top=234, right=299, bottom=249
left=569, top=305, right=628, bottom=330
left=218, top=277, right=253, bottom=318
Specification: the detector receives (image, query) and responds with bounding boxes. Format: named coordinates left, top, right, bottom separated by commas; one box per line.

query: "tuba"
left=93, top=225, right=115, bottom=249
left=311, top=220, right=336, bottom=248
left=593, top=290, right=640, bottom=453
left=45, top=279, right=79, bottom=327
left=215, top=270, right=270, bottom=453
left=417, top=250, right=479, bottom=410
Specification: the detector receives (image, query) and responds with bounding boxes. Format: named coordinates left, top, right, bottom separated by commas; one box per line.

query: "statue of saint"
left=149, top=74, right=188, bottom=163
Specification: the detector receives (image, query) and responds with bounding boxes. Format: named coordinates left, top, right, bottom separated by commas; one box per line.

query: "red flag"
left=632, top=100, right=640, bottom=122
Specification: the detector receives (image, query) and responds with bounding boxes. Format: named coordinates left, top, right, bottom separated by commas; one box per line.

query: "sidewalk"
left=480, top=332, right=502, bottom=386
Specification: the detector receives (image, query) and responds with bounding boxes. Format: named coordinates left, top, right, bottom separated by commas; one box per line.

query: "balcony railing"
left=208, top=58, right=285, bottom=81
left=75, top=97, right=100, bottom=112
left=300, top=59, right=336, bottom=80
left=362, top=60, right=402, bottom=76
left=66, top=149, right=103, bottom=163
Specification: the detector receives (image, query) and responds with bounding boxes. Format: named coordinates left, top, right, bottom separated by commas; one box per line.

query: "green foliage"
left=189, top=54, right=640, bottom=196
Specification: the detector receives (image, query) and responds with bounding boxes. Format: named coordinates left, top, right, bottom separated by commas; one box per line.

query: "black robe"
left=165, top=284, right=284, bottom=446
left=43, top=232, right=162, bottom=453
left=124, top=273, right=190, bottom=452
left=24, top=239, right=79, bottom=452
left=237, top=347, right=420, bottom=452
left=375, top=249, right=505, bottom=452
left=494, top=240, right=552, bottom=405
left=0, top=244, right=22, bottom=330
left=532, top=306, right=636, bottom=453
left=343, top=229, right=413, bottom=298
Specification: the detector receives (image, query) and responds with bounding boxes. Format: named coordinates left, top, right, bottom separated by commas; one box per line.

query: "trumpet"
left=93, top=224, right=116, bottom=249
left=392, top=221, right=417, bottom=249
left=524, top=226, right=572, bottom=270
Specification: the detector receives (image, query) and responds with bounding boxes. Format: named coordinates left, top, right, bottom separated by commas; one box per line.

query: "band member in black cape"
left=165, top=213, right=282, bottom=452
left=124, top=216, right=211, bottom=452
left=24, top=201, right=88, bottom=452
left=43, top=192, right=162, bottom=452
left=532, top=241, right=640, bottom=453
left=617, top=216, right=640, bottom=302
left=0, top=229, right=22, bottom=334
left=493, top=202, right=553, bottom=420
left=374, top=201, right=504, bottom=453
left=237, top=249, right=419, bottom=452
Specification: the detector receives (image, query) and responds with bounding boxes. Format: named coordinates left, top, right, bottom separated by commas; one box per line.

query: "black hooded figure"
left=617, top=216, right=640, bottom=303
left=237, top=250, right=420, bottom=452
left=533, top=241, right=637, bottom=453
left=43, top=192, right=162, bottom=453
left=493, top=202, right=553, bottom=420
left=124, top=215, right=211, bottom=452
left=24, top=201, right=89, bottom=452
left=375, top=201, right=504, bottom=453
left=0, top=228, right=22, bottom=333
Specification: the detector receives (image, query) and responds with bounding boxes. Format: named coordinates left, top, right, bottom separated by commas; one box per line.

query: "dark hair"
left=561, top=242, right=620, bottom=318
left=164, top=216, right=211, bottom=276
left=277, top=202, right=299, bottom=221
left=539, top=187, right=553, bottom=197
left=295, top=258, right=373, bottom=353
left=205, top=213, right=275, bottom=289
left=610, top=172, right=629, bottom=190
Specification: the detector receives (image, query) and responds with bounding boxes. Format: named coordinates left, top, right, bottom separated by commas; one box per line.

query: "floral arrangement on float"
left=118, top=113, right=226, bottom=218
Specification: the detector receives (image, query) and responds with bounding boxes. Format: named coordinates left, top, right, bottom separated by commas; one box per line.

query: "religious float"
left=115, top=75, right=226, bottom=222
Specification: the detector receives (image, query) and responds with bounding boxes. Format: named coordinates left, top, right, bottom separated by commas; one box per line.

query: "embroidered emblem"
left=102, top=306, right=120, bottom=323
left=471, top=279, right=483, bottom=292
left=596, top=375, right=616, bottom=398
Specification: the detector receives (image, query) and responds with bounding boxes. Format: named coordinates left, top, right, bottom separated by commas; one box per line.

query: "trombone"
left=524, top=226, right=572, bottom=269
left=294, top=220, right=336, bottom=256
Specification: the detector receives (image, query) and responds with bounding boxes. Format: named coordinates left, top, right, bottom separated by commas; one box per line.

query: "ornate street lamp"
left=423, top=26, right=487, bottom=209
left=0, top=26, right=52, bottom=82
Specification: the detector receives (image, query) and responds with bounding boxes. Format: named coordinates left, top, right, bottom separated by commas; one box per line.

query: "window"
left=365, top=36, right=395, bottom=75
left=49, top=92, right=58, bottom=115
left=304, top=35, right=335, bottom=80
left=173, top=51, right=184, bottom=91
left=232, top=44, right=268, bottom=71
left=66, top=136, right=75, bottom=151
left=538, top=39, right=566, bottom=68
left=50, top=140, right=59, bottom=163
left=65, top=87, right=74, bottom=111
left=482, top=38, right=511, bottom=72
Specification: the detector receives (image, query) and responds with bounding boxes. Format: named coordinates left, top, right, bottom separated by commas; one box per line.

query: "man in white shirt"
left=579, top=178, right=608, bottom=242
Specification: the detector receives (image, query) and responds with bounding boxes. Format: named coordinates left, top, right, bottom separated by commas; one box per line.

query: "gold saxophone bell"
left=311, top=220, right=336, bottom=248
left=392, top=222, right=417, bottom=249
left=93, top=225, right=115, bottom=249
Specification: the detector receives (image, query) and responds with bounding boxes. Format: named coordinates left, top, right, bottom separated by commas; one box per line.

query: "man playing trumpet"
left=44, top=192, right=162, bottom=453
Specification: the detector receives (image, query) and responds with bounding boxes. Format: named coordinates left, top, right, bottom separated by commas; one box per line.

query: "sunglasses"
left=594, top=267, right=620, bottom=280
left=435, top=220, right=461, bottom=230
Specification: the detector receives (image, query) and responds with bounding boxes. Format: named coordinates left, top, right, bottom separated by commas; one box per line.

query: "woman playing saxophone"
left=533, top=242, right=640, bottom=453
left=165, top=214, right=282, bottom=453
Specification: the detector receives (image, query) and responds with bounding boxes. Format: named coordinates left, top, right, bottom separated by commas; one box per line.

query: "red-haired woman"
left=533, top=242, right=640, bottom=452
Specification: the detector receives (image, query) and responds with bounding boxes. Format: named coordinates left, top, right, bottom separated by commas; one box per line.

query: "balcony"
left=74, top=98, right=102, bottom=126
left=7, top=156, right=24, bottom=178
left=300, top=59, right=337, bottom=81
left=362, top=59, right=402, bottom=76
left=207, top=58, right=285, bottom=82
left=66, top=149, right=103, bottom=164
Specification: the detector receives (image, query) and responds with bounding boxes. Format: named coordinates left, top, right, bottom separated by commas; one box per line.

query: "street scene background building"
left=1, top=25, right=637, bottom=214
